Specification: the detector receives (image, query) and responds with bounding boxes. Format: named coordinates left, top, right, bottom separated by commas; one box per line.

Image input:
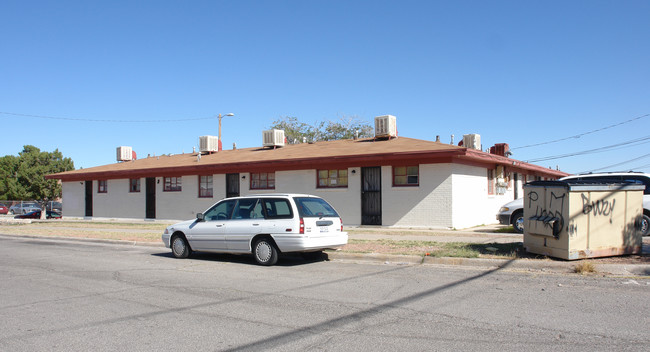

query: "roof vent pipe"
left=450, top=134, right=454, bottom=145
left=435, top=135, right=440, bottom=142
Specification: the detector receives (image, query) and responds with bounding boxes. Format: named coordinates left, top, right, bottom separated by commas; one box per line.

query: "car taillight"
left=340, top=217, right=343, bottom=232
left=300, top=218, right=305, bottom=234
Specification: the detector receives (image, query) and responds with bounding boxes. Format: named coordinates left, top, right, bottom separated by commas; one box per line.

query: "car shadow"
left=151, top=251, right=330, bottom=267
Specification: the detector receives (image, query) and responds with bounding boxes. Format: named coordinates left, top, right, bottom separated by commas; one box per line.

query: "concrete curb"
left=326, top=252, right=650, bottom=277
left=0, top=233, right=166, bottom=248
left=2, top=233, right=649, bottom=277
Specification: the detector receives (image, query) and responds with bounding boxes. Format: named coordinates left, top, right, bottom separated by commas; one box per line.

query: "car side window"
left=262, top=198, right=293, bottom=219
left=204, top=200, right=236, bottom=221
left=232, top=198, right=261, bottom=219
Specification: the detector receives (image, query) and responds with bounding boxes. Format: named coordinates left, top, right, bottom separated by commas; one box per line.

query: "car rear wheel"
left=171, top=235, right=191, bottom=258
left=642, top=213, right=650, bottom=236
left=253, top=238, right=278, bottom=266
left=511, top=211, right=524, bottom=233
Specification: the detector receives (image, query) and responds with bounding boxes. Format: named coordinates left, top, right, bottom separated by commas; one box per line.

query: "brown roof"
left=47, top=137, right=568, bottom=181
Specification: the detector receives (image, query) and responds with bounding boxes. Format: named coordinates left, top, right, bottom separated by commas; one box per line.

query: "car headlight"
left=499, top=207, right=509, bottom=212
left=163, top=228, right=170, bottom=235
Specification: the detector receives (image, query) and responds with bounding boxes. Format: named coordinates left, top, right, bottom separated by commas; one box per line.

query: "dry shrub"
left=574, top=261, right=596, bottom=274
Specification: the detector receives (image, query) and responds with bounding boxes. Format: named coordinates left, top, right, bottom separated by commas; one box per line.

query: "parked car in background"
left=497, top=172, right=650, bottom=236
left=162, top=194, right=348, bottom=266
left=14, top=210, right=62, bottom=219
left=9, top=202, right=42, bottom=215
left=0, top=203, right=9, bottom=214
left=497, top=198, right=524, bottom=233
left=46, top=201, right=63, bottom=212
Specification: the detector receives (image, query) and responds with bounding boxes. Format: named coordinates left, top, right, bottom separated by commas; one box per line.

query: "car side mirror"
left=196, top=213, right=205, bottom=222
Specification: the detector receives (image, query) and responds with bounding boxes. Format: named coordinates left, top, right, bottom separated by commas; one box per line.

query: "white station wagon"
left=162, top=194, right=348, bottom=265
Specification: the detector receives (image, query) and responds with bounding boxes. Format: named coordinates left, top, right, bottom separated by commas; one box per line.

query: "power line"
left=578, top=152, right=650, bottom=173
left=629, top=162, right=650, bottom=170
left=0, top=111, right=215, bottom=123
left=526, top=135, right=650, bottom=163
left=511, top=113, right=649, bottom=150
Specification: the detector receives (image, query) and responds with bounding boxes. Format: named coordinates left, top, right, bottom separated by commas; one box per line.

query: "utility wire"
left=629, top=162, right=650, bottom=170
left=526, top=135, right=650, bottom=163
left=0, top=111, right=215, bottom=123
left=578, top=152, right=650, bottom=173
left=511, top=113, right=649, bottom=150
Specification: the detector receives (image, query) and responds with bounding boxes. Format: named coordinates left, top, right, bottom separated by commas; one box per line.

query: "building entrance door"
left=84, top=180, right=93, bottom=217
left=226, top=173, right=240, bottom=198
left=146, top=177, right=156, bottom=219
left=361, top=167, right=382, bottom=225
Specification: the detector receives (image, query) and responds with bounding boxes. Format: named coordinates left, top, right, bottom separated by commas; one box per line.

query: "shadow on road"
left=222, top=258, right=516, bottom=351
left=151, top=251, right=331, bottom=267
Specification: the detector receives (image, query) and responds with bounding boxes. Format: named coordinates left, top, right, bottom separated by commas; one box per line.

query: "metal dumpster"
left=523, top=180, right=644, bottom=260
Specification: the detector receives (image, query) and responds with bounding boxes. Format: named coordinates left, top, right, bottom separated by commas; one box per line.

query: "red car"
left=0, top=203, right=8, bottom=214
left=14, top=210, right=62, bottom=219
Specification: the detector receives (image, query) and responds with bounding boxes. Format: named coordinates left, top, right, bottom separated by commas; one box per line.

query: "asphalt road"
left=0, top=235, right=648, bottom=352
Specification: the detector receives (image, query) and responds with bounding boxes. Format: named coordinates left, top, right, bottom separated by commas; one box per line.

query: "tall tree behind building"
left=269, top=116, right=373, bottom=143
left=0, top=145, right=74, bottom=202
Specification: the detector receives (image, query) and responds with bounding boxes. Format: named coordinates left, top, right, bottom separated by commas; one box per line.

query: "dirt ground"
left=340, top=237, right=650, bottom=265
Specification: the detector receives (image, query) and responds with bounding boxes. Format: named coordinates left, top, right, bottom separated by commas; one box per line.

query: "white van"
left=162, top=194, right=348, bottom=265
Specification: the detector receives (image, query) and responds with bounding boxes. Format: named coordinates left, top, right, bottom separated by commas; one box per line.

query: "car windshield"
left=293, top=197, right=339, bottom=218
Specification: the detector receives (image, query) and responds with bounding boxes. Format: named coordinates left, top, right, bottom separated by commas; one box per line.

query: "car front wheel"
left=253, top=238, right=278, bottom=266
left=511, top=211, right=524, bottom=233
left=171, top=236, right=191, bottom=258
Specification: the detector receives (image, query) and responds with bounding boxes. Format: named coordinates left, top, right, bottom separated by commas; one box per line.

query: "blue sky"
left=1, top=0, right=648, bottom=174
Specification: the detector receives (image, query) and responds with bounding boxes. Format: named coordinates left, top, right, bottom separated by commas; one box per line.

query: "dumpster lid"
left=525, top=179, right=646, bottom=192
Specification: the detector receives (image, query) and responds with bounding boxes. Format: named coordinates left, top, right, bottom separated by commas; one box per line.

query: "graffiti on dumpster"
left=527, top=191, right=566, bottom=238
left=581, top=193, right=615, bottom=223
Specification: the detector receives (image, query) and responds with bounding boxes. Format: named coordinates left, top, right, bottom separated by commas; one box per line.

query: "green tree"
left=269, top=116, right=373, bottom=143
left=0, top=145, right=75, bottom=209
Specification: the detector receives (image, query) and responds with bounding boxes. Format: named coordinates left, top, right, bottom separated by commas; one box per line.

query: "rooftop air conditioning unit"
left=374, top=115, right=397, bottom=138
left=199, top=135, right=220, bottom=153
left=116, top=146, right=133, bottom=162
left=463, top=134, right=481, bottom=150
left=263, top=129, right=285, bottom=148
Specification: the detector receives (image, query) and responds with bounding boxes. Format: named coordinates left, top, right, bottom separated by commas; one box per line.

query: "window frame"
left=198, top=175, right=213, bottom=198
left=392, top=165, right=419, bottom=187
left=163, top=176, right=182, bottom=192
left=250, top=172, right=275, bottom=190
left=98, top=180, right=108, bottom=193
left=129, top=178, right=140, bottom=193
left=487, top=169, right=495, bottom=195
left=317, top=169, right=349, bottom=188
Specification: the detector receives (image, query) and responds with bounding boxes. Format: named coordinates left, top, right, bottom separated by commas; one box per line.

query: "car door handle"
left=216, top=224, right=223, bottom=227
left=252, top=223, right=260, bottom=226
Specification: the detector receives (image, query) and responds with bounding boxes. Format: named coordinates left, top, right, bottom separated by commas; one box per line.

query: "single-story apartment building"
left=47, top=123, right=567, bottom=229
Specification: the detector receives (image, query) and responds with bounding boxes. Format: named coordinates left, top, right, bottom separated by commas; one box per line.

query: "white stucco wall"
left=93, top=179, right=145, bottom=218
left=61, top=181, right=86, bottom=217
left=382, top=164, right=454, bottom=229
left=155, top=175, right=222, bottom=220
left=451, top=165, right=517, bottom=229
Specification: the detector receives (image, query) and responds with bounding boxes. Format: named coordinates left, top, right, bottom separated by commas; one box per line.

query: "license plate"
left=319, top=227, right=329, bottom=233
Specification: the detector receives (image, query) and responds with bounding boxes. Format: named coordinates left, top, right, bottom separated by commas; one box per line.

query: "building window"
left=488, top=169, right=495, bottom=195
left=318, top=169, right=348, bottom=188
left=393, top=166, right=419, bottom=186
left=129, top=178, right=140, bottom=192
left=251, top=172, right=275, bottom=190
left=164, top=176, right=182, bottom=192
left=199, top=175, right=213, bottom=198
left=98, top=180, right=108, bottom=193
